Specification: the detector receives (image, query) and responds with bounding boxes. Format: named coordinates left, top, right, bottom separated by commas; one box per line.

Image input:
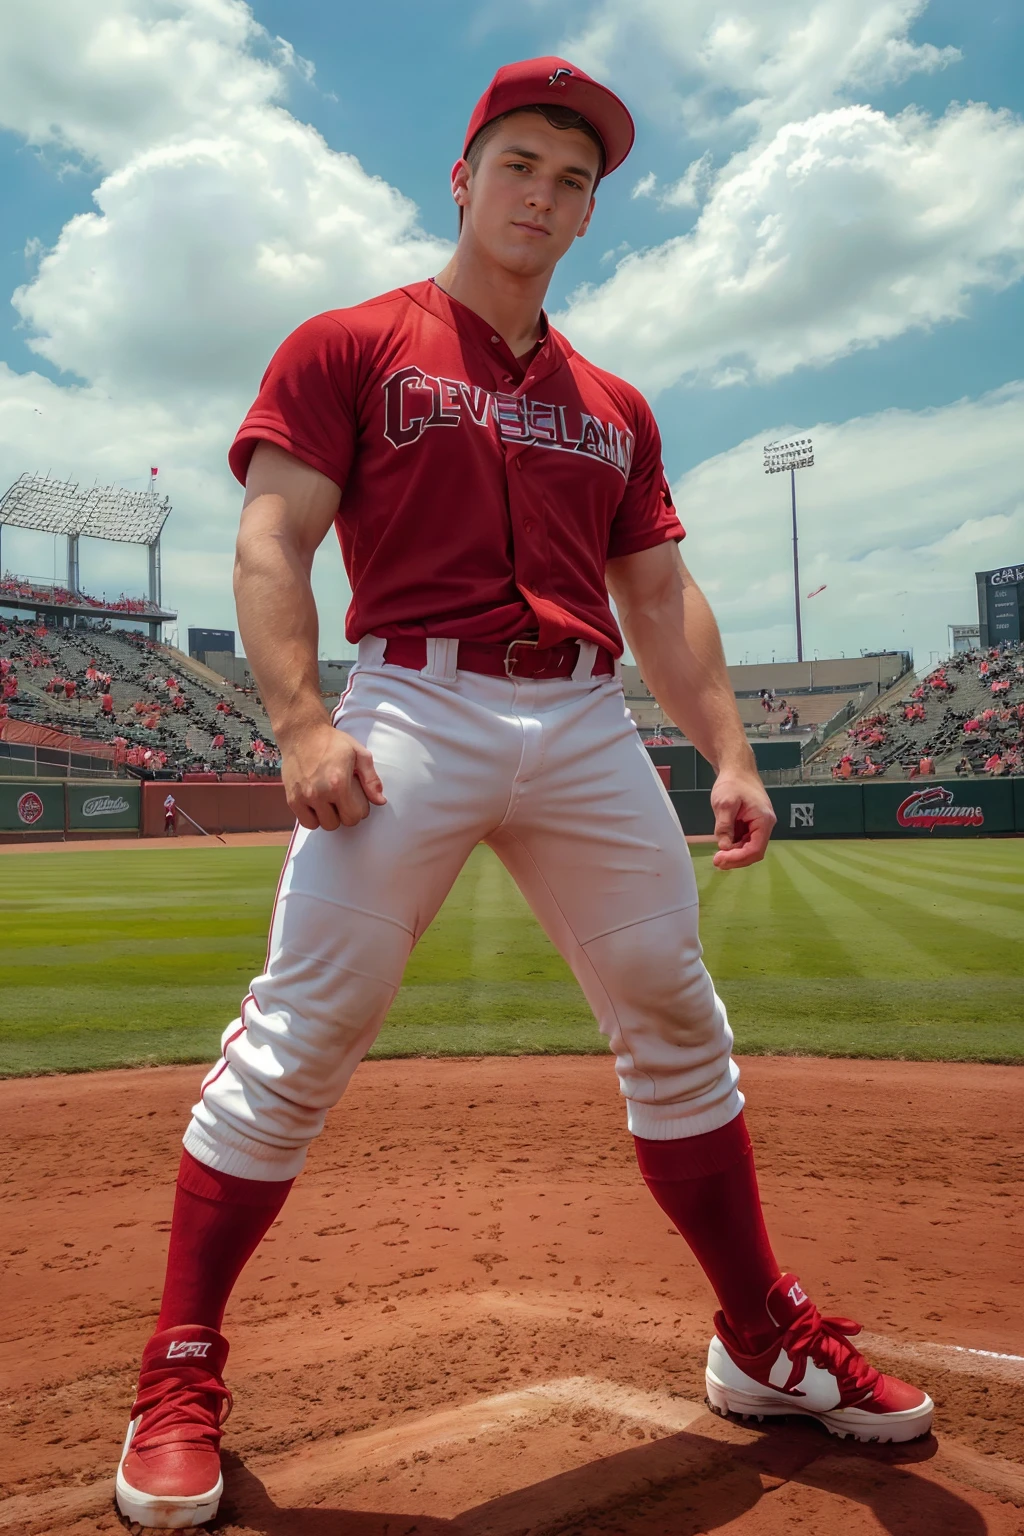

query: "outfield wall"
left=0, top=780, right=141, bottom=841
left=648, top=741, right=801, bottom=790
left=671, top=780, right=1021, bottom=840
left=0, top=779, right=288, bottom=840
left=1, top=776, right=1021, bottom=841
left=140, top=781, right=291, bottom=836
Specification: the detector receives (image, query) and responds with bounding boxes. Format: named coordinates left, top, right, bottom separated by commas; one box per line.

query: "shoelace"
left=130, top=1364, right=233, bottom=1453
left=781, top=1303, right=880, bottom=1405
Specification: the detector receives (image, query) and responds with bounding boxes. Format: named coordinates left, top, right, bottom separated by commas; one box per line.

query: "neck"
left=434, top=238, right=551, bottom=358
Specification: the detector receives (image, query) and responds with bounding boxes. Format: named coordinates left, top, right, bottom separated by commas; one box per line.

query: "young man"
left=115, top=56, right=931, bottom=1531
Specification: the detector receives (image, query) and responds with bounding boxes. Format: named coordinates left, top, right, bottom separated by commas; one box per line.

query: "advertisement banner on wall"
left=0, top=780, right=65, bottom=833
left=863, top=780, right=1016, bottom=837
left=66, top=782, right=140, bottom=831
left=768, top=785, right=866, bottom=839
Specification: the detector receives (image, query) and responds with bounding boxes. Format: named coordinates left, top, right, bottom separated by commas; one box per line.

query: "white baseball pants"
left=185, top=637, right=743, bottom=1180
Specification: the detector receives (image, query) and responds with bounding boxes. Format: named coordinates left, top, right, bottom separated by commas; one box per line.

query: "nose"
left=524, top=178, right=556, bottom=213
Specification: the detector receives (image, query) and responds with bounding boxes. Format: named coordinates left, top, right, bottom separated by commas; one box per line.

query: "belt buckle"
left=505, top=638, right=540, bottom=677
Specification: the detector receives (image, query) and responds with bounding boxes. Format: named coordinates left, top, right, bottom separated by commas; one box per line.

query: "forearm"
left=233, top=495, right=330, bottom=746
left=618, top=563, right=753, bottom=773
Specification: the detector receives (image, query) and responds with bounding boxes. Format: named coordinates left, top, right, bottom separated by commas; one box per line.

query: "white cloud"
left=0, top=0, right=283, bottom=171
left=0, top=0, right=450, bottom=651
left=562, top=0, right=960, bottom=139
left=675, top=384, right=1024, bottom=665
left=13, top=120, right=450, bottom=396
left=659, top=151, right=714, bottom=209
left=558, top=103, right=1024, bottom=394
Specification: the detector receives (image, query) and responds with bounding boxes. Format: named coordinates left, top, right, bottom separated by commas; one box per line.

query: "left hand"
left=710, top=767, right=776, bottom=870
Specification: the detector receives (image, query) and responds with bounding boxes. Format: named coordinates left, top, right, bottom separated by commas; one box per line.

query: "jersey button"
left=524, top=518, right=535, bottom=532
left=490, top=334, right=500, bottom=344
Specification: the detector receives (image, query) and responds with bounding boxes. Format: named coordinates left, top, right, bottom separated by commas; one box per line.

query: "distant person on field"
left=163, top=793, right=177, bottom=834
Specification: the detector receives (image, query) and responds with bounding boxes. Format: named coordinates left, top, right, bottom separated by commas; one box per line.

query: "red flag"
left=150, top=467, right=158, bottom=477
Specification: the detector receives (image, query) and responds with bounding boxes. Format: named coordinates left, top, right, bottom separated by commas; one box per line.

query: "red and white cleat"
left=115, top=1325, right=231, bottom=1530
left=706, top=1272, right=933, bottom=1444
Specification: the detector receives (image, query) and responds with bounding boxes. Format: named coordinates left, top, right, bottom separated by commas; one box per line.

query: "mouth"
left=512, top=221, right=551, bottom=237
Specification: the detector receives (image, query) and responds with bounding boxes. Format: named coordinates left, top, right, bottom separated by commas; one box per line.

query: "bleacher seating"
left=0, top=617, right=278, bottom=776
left=621, top=653, right=911, bottom=742
left=809, top=644, right=1024, bottom=779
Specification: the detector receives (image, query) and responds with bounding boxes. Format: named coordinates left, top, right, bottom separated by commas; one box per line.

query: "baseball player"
left=115, top=57, right=931, bottom=1530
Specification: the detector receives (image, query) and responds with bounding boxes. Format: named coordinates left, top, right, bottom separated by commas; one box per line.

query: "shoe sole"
left=705, top=1367, right=934, bottom=1444
left=114, top=1468, right=222, bottom=1530
left=115, top=1419, right=221, bottom=1529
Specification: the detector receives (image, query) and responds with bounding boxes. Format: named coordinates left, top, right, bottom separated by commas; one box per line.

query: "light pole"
left=764, top=435, right=814, bottom=663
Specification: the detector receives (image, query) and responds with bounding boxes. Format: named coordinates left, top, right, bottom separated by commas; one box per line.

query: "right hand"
left=281, top=722, right=386, bottom=831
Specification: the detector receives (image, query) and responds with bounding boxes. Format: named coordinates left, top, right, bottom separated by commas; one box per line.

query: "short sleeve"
left=606, top=395, right=684, bottom=560
left=228, top=314, right=360, bottom=489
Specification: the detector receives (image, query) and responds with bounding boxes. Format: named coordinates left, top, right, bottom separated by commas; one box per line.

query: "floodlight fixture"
left=763, top=435, right=815, bottom=663
left=0, top=471, right=171, bottom=545
left=0, top=469, right=173, bottom=629
left=763, top=436, right=814, bottom=474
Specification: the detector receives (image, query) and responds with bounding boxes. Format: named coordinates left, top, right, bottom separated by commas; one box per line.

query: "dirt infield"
left=2, top=1056, right=1022, bottom=1535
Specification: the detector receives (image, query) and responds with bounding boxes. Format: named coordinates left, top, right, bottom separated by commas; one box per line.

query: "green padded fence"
left=667, top=779, right=1020, bottom=840
left=768, top=784, right=865, bottom=838
left=0, top=780, right=66, bottom=833
left=0, top=780, right=142, bottom=835
left=66, top=782, right=141, bottom=832
left=862, top=779, right=1016, bottom=838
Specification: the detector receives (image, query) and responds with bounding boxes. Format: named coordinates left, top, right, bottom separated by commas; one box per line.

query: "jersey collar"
left=404, top=278, right=573, bottom=385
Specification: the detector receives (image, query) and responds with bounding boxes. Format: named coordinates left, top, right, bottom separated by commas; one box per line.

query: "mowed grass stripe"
left=763, top=846, right=867, bottom=978
left=828, top=842, right=1024, bottom=899
left=766, top=845, right=957, bottom=976
left=799, top=844, right=1024, bottom=953
left=1, top=840, right=1021, bottom=1074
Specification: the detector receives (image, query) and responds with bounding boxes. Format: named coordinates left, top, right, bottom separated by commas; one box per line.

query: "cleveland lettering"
left=382, top=366, right=635, bottom=477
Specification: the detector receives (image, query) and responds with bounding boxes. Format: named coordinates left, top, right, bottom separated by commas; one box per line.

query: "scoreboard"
left=976, top=562, right=1024, bottom=647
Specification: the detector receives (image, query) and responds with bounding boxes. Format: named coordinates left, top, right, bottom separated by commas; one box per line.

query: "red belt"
left=382, top=637, right=615, bottom=680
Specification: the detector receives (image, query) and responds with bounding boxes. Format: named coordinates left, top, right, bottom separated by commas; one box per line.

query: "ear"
left=451, top=157, right=471, bottom=205
left=575, top=193, right=597, bottom=240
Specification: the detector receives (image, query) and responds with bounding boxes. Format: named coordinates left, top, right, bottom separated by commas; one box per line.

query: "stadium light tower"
left=763, top=435, right=814, bottom=663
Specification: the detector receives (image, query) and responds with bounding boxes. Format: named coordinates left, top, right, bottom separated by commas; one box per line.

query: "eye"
left=507, top=160, right=530, bottom=173
left=562, top=178, right=584, bottom=191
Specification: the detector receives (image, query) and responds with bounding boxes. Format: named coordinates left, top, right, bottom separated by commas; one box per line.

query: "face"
left=454, top=111, right=600, bottom=276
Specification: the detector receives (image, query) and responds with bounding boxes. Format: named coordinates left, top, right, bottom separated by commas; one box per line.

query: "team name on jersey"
left=382, top=366, right=634, bottom=478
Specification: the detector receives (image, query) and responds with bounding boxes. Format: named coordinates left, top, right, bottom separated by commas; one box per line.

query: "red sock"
left=156, top=1150, right=293, bottom=1332
left=634, top=1113, right=781, bottom=1353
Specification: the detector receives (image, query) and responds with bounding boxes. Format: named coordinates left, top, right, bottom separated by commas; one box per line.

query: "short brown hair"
left=459, top=104, right=604, bottom=230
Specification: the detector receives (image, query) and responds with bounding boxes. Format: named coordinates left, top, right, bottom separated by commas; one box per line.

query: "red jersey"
left=229, top=279, right=682, bottom=654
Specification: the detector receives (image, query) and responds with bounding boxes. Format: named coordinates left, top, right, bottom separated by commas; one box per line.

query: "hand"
left=710, top=766, right=775, bottom=870
left=281, top=722, right=386, bottom=831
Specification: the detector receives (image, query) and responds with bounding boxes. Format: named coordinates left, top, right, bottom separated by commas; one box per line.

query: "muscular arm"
left=234, top=441, right=385, bottom=829
left=606, top=541, right=775, bottom=869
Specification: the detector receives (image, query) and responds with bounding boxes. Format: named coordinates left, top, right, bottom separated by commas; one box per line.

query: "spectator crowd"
left=1, top=572, right=162, bottom=617
left=826, top=642, right=1024, bottom=779
left=0, top=616, right=279, bottom=778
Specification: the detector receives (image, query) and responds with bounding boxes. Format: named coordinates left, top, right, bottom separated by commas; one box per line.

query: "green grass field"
left=1, top=839, right=1021, bottom=1076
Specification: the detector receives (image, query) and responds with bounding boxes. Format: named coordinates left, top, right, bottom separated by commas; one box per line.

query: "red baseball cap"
left=463, top=56, right=635, bottom=179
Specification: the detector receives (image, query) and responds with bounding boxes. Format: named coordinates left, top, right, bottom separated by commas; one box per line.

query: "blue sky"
left=0, top=1, right=1022, bottom=664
